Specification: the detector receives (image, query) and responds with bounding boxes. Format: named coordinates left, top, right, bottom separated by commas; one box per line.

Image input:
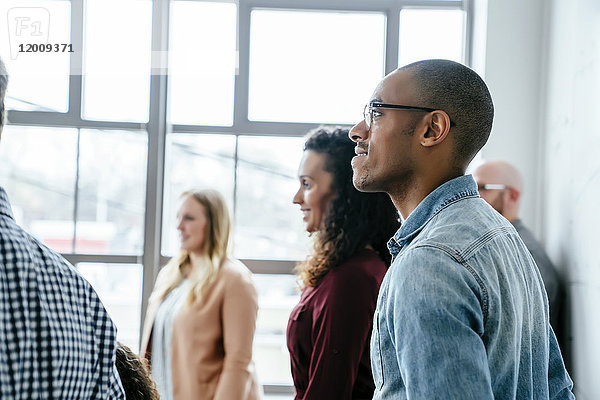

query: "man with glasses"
left=474, top=160, right=563, bottom=343
left=349, top=59, right=574, bottom=399
left=0, top=57, right=125, bottom=398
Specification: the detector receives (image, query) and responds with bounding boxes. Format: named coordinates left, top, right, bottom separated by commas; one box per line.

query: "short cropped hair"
left=0, top=57, right=8, bottom=132
left=403, top=59, right=494, bottom=165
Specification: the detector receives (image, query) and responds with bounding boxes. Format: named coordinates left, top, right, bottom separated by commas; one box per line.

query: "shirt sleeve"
left=302, top=265, right=380, bottom=400
left=387, top=246, right=494, bottom=399
left=213, top=270, right=259, bottom=400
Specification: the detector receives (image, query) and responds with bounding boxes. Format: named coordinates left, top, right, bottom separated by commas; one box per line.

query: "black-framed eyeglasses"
left=363, top=101, right=454, bottom=129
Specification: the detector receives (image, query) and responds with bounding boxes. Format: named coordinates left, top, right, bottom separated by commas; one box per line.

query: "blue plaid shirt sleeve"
left=0, top=188, right=125, bottom=399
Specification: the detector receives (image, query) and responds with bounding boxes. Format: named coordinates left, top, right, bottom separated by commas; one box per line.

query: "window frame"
left=4, top=0, right=471, bottom=393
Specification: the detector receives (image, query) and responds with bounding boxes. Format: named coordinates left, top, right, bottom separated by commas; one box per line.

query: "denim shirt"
left=371, top=175, right=574, bottom=400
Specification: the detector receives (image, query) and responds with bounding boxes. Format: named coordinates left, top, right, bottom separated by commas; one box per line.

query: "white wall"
left=478, top=0, right=547, bottom=234
left=542, top=0, right=600, bottom=398
left=481, top=0, right=600, bottom=398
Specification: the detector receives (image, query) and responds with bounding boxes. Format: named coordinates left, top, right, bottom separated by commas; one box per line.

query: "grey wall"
left=480, top=0, right=600, bottom=398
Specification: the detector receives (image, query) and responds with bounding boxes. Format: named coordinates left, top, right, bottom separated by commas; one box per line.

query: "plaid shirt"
left=0, top=188, right=125, bottom=399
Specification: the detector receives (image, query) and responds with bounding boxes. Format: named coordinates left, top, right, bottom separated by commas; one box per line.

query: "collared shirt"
left=0, top=188, right=125, bottom=399
left=372, top=175, right=574, bottom=400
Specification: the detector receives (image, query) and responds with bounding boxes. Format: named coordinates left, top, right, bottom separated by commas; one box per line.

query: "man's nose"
left=349, top=119, right=369, bottom=142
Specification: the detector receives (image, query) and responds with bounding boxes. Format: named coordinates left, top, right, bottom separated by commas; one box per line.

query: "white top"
left=151, top=279, right=192, bottom=400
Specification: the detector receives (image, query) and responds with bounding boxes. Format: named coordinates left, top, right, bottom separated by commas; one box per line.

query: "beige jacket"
left=140, top=258, right=261, bottom=400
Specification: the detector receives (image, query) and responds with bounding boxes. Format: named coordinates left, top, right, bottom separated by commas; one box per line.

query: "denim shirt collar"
left=387, top=175, right=479, bottom=258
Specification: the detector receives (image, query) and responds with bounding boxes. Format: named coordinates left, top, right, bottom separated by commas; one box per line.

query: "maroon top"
left=286, top=249, right=387, bottom=400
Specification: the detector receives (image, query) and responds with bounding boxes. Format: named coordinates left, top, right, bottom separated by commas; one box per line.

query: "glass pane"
left=249, top=10, right=385, bottom=124
left=168, top=1, right=237, bottom=126
left=253, top=274, right=299, bottom=386
left=0, top=126, right=77, bottom=252
left=235, top=136, right=309, bottom=260
left=399, top=9, right=465, bottom=67
left=82, top=0, right=152, bottom=122
left=0, top=0, right=70, bottom=112
left=77, top=263, right=143, bottom=352
left=162, top=133, right=236, bottom=256
left=76, top=129, right=148, bottom=255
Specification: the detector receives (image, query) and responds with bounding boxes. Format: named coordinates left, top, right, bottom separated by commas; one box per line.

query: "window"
left=77, top=263, right=143, bottom=352
left=76, top=129, right=147, bottom=254
left=399, top=8, right=465, bottom=67
left=1, top=0, right=469, bottom=394
left=235, top=136, right=308, bottom=260
left=248, top=10, right=385, bottom=124
left=168, top=1, right=237, bottom=126
left=0, top=125, right=77, bottom=252
left=0, top=0, right=71, bottom=112
left=82, top=0, right=152, bottom=122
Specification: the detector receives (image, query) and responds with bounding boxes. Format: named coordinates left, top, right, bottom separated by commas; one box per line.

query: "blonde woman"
left=140, top=190, right=260, bottom=400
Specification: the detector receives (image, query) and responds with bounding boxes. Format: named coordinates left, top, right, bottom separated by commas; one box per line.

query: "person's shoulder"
left=511, top=219, right=538, bottom=247
left=0, top=219, right=88, bottom=281
left=320, top=249, right=386, bottom=292
left=336, top=249, right=386, bottom=276
left=221, top=257, right=252, bottom=276
left=390, top=244, right=478, bottom=290
left=220, top=258, right=258, bottom=304
left=419, top=197, right=515, bottom=249
left=220, top=258, right=255, bottom=286
left=437, top=196, right=510, bottom=229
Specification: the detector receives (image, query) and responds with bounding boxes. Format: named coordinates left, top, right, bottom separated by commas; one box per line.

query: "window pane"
left=399, top=9, right=465, bottom=67
left=82, top=0, right=152, bottom=122
left=249, top=10, right=385, bottom=124
left=253, top=274, right=299, bottom=386
left=0, top=0, right=70, bottom=112
left=0, top=126, right=77, bottom=252
left=162, top=133, right=236, bottom=256
left=168, top=1, right=237, bottom=126
left=77, top=263, right=143, bottom=352
left=235, top=136, right=309, bottom=260
left=76, top=129, right=148, bottom=255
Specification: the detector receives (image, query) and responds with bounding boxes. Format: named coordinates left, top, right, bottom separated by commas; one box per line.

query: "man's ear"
left=508, top=187, right=521, bottom=202
left=421, top=111, right=452, bottom=147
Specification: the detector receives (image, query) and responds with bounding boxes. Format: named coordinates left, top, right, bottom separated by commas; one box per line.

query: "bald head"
left=473, top=160, right=523, bottom=221
left=474, top=161, right=523, bottom=193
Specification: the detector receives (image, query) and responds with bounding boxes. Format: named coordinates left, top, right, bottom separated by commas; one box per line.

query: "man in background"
left=0, top=57, right=125, bottom=398
left=474, top=160, right=563, bottom=339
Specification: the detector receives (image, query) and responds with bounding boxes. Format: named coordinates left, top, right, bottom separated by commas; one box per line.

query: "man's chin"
left=352, top=174, right=376, bottom=193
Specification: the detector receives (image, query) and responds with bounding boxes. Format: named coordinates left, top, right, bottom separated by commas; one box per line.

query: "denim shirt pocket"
left=371, top=310, right=384, bottom=390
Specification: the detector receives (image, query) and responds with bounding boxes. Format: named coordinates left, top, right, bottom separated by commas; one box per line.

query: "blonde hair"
left=149, top=189, right=231, bottom=305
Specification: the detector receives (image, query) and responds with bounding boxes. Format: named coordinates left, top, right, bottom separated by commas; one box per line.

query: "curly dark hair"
left=115, top=342, right=160, bottom=400
left=296, top=126, right=400, bottom=288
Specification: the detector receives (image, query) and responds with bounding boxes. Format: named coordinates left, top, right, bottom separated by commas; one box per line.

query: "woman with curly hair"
left=287, top=127, right=400, bottom=399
